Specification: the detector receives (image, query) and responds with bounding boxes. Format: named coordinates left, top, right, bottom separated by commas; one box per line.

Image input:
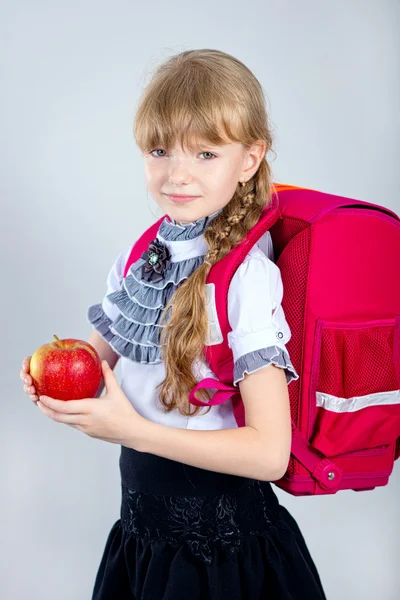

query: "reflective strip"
left=205, top=283, right=224, bottom=346
left=316, top=389, right=400, bottom=413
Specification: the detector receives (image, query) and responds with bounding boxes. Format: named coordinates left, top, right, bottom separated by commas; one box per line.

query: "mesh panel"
left=318, top=324, right=399, bottom=398
left=270, top=217, right=308, bottom=262
left=271, top=219, right=311, bottom=476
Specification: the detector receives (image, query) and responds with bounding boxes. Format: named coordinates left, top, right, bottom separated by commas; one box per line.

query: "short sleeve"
left=227, top=250, right=299, bottom=387
left=86, top=242, right=135, bottom=343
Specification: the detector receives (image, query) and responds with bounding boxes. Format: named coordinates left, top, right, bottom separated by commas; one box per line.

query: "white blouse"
left=88, top=226, right=298, bottom=431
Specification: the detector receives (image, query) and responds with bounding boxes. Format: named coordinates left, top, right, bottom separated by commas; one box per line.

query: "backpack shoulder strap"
left=203, top=190, right=282, bottom=379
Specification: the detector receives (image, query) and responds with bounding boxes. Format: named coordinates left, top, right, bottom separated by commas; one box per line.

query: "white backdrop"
left=1, top=1, right=399, bottom=598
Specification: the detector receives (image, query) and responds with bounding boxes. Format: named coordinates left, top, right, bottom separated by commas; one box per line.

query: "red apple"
left=30, top=334, right=102, bottom=400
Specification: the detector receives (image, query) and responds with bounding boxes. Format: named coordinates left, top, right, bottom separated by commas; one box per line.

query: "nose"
left=168, top=155, right=196, bottom=184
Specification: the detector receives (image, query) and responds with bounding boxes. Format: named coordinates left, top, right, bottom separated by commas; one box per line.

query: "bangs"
left=134, top=73, right=246, bottom=154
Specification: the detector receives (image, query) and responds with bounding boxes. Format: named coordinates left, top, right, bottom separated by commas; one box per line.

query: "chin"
left=164, top=203, right=202, bottom=221
left=171, top=213, right=200, bottom=225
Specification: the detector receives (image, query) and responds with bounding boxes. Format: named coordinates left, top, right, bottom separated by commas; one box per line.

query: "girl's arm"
left=87, top=330, right=120, bottom=397
left=130, top=364, right=292, bottom=482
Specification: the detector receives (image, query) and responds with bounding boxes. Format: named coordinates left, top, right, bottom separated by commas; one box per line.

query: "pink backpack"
left=123, top=184, right=400, bottom=496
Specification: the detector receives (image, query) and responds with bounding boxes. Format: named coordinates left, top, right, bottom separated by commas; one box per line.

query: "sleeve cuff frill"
left=233, top=345, right=299, bottom=386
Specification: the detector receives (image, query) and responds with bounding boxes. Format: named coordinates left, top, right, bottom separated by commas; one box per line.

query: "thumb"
left=101, top=360, right=116, bottom=388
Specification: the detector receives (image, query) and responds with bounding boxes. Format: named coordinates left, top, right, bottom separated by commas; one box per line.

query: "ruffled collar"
left=158, top=208, right=223, bottom=242
left=88, top=207, right=224, bottom=364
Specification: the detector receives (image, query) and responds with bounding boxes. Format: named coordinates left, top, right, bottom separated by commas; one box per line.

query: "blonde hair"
left=133, top=48, right=276, bottom=416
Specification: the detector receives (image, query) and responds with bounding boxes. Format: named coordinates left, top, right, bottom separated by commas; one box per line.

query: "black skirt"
left=91, top=446, right=327, bottom=600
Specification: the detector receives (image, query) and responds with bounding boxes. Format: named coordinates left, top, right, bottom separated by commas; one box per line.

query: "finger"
left=22, top=357, right=31, bottom=371
left=30, top=395, right=39, bottom=403
left=24, top=385, right=36, bottom=397
left=39, top=396, right=90, bottom=415
left=20, top=370, right=30, bottom=383
left=37, top=401, right=86, bottom=424
left=21, top=373, right=32, bottom=386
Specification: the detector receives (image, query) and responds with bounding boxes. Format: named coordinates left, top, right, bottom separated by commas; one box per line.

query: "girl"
left=20, top=49, right=327, bottom=599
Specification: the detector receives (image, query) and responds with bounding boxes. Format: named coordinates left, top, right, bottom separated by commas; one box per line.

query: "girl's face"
left=142, top=139, right=264, bottom=224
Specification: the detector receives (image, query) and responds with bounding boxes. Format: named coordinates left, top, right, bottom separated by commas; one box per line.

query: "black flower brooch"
left=141, top=238, right=172, bottom=283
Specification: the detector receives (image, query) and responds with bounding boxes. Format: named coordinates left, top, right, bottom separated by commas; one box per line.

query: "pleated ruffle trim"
left=234, top=345, right=299, bottom=386
left=87, top=251, right=207, bottom=364
left=158, top=208, right=223, bottom=241
left=87, top=210, right=222, bottom=364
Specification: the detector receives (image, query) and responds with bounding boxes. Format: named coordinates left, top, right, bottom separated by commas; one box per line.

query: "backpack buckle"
left=312, top=458, right=343, bottom=490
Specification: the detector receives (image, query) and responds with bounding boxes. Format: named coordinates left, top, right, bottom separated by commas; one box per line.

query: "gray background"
left=2, top=1, right=399, bottom=598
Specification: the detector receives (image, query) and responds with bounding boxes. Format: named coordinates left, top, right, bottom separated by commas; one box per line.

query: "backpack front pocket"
left=308, top=317, right=400, bottom=457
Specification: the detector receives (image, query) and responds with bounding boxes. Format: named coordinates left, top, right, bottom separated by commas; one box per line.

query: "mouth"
left=165, top=194, right=199, bottom=204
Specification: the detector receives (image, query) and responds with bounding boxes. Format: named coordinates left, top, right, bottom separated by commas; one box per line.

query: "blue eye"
left=149, top=149, right=216, bottom=160
left=149, top=149, right=167, bottom=157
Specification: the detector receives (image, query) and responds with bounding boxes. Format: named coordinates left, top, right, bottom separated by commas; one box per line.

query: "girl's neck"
left=167, top=208, right=223, bottom=227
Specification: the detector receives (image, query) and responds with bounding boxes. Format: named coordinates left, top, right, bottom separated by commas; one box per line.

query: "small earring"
left=240, top=180, right=246, bottom=186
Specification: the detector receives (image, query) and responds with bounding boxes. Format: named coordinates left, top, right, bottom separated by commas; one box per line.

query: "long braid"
left=203, top=187, right=258, bottom=267
left=156, top=158, right=272, bottom=416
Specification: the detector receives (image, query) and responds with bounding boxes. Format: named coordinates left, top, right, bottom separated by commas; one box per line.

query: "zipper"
left=333, top=444, right=389, bottom=458
left=317, top=317, right=397, bottom=331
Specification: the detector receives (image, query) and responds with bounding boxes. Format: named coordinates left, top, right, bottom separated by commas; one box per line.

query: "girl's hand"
left=20, top=356, right=39, bottom=405
left=36, top=360, right=145, bottom=448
